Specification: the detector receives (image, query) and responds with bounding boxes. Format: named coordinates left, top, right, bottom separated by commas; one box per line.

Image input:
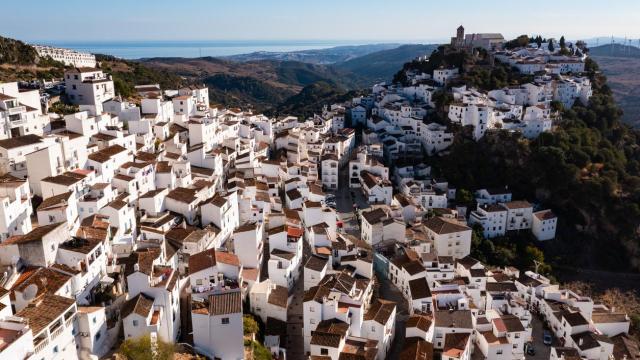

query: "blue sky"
left=2, top=0, right=639, bottom=42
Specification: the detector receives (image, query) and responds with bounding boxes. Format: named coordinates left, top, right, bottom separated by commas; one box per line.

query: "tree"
left=118, top=335, right=175, bottom=360
left=548, top=40, right=555, bottom=52
left=455, top=188, right=475, bottom=207
left=244, top=315, right=260, bottom=337
left=536, top=36, right=543, bottom=48
left=559, top=36, right=566, bottom=49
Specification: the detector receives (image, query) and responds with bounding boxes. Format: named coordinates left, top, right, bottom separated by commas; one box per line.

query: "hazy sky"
left=2, top=0, right=639, bottom=42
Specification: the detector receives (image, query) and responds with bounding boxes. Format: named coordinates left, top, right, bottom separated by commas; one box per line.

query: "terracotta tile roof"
left=37, top=191, right=73, bottom=211
left=88, top=144, right=127, bottom=163
left=361, top=208, right=387, bottom=224
left=443, top=333, right=470, bottom=358
left=501, top=314, right=525, bottom=332
left=364, top=299, right=396, bottom=325
left=409, top=278, right=432, bottom=300
left=121, top=248, right=161, bottom=277
left=15, top=295, right=75, bottom=335
left=121, top=293, right=154, bottom=319
left=534, top=209, right=556, bottom=220
left=59, top=237, right=102, bottom=254
left=305, top=255, right=328, bottom=272
left=140, top=188, right=166, bottom=198
left=208, top=291, right=242, bottom=315
left=501, top=200, right=532, bottom=210
left=424, top=217, right=470, bottom=235
left=268, top=285, right=289, bottom=308
left=407, top=314, right=433, bottom=332
left=12, top=267, right=72, bottom=298
left=0, top=134, right=42, bottom=149
left=2, top=222, right=65, bottom=245
left=311, top=319, right=349, bottom=347
left=434, top=309, right=473, bottom=329
left=166, top=187, right=197, bottom=203
left=400, top=338, right=433, bottom=360
left=188, top=248, right=217, bottom=275
left=41, top=174, right=83, bottom=186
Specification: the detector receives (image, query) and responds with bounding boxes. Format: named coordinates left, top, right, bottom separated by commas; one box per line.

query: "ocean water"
left=37, top=40, right=368, bottom=59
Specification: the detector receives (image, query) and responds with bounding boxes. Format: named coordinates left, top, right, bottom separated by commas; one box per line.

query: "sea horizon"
left=33, top=39, right=438, bottom=59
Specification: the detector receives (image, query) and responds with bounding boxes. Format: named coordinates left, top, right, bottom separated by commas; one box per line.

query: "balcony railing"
left=8, top=106, right=26, bottom=115
left=34, top=338, right=49, bottom=354
left=50, top=325, right=64, bottom=339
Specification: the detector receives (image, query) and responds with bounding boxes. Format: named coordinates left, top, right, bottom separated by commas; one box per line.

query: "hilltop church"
left=451, top=25, right=505, bottom=50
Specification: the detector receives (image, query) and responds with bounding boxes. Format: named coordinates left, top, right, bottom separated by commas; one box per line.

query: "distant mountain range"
left=0, top=35, right=439, bottom=116
left=583, top=37, right=640, bottom=49
left=139, top=43, right=439, bottom=113
left=589, top=43, right=640, bottom=58
left=223, top=43, right=403, bottom=64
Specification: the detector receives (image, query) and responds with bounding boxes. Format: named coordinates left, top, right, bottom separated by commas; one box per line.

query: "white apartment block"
left=64, top=68, right=115, bottom=109
left=34, top=45, right=97, bottom=67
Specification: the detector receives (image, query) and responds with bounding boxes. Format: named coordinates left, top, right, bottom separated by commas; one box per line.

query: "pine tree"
left=559, top=36, right=566, bottom=49
left=536, top=36, right=543, bottom=48
left=548, top=40, right=555, bottom=52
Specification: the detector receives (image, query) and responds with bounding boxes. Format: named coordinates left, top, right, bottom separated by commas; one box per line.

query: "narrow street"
left=376, top=270, right=410, bottom=360
left=286, top=267, right=305, bottom=360
left=526, top=316, right=553, bottom=360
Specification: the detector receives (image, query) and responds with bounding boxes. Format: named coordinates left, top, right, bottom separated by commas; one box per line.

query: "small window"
left=321, top=348, right=329, bottom=355
left=221, top=318, right=229, bottom=325
left=132, top=320, right=138, bottom=327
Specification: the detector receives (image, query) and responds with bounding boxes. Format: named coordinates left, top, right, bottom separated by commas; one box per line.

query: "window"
left=53, top=346, right=59, bottom=353
left=321, top=348, right=329, bottom=355
left=497, top=350, right=503, bottom=355
left=132, top=320, right=138, bottom=326
left=93, top=317, right=97, bottom=324
left=221, top=318, right=229, bottom=325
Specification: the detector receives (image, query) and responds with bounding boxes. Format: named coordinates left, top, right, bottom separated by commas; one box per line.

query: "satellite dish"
left=23, top=284, right=38, bottom=301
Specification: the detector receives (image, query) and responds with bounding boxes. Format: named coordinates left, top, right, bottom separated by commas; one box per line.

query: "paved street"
left=286, top=267, right=305, bottom=360
left=376, top=269, right=410, bottom=360
left=331, top=162, right=370, bottom=237
left=526, top=316, right=553, bottom=360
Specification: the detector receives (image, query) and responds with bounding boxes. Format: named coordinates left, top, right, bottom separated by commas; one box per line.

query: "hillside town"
left=0, top=26, right=636, bottom=360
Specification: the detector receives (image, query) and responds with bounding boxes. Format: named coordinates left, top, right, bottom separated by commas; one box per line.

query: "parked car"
left=525, top=342, right=535, bottom=355
left=543, top=331, right=553, bottom=346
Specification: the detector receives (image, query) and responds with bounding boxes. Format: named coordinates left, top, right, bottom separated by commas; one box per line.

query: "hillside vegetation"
left=416, top=46, right=640, bottom=272
left=141, top=44, right=439, bottom=114
left=335, top=44, right=438, bottom=83
left=0, top=35, right=67, bottom=81
left=96, top=54, right=185, bottom=98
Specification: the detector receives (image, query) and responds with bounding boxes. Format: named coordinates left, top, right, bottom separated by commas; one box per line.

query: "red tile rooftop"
left=0, top=327, right=23, bottom=352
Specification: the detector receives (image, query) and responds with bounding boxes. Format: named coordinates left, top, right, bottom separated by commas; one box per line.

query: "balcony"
left=8, top=106, right=26, bottom=116
left=34, top=337, right=49, bottom=354
left=50, top=324, right=64, bottom=340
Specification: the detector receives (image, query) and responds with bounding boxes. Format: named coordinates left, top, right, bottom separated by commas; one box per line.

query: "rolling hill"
left=333, top=44, right=439, bottom=83
left=224, top=43, right=402, bottom=64
left=140, top=43, right=439, bottom=113
left=1, top=34, right=440, bottom=116
left=589, top=44, right=640, bottom=127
